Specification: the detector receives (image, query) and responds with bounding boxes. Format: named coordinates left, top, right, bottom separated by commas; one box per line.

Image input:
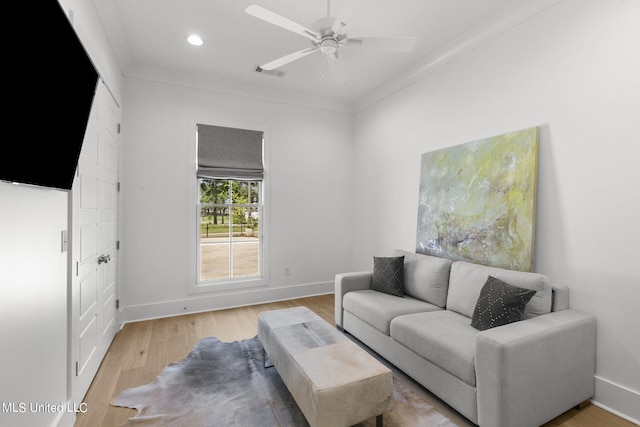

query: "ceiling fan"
left=245, top=0, right=417, bottom=83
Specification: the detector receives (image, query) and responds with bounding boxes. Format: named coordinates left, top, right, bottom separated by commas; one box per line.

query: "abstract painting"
left=416, top=127, right=539, bottom=272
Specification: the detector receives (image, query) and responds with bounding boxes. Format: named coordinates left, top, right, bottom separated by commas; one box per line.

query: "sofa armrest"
left=476, top=310, right=596, bottom=427
left=334, top=272, right=372, bottom=328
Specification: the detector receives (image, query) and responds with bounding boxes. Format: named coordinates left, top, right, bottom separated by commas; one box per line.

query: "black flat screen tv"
left=2, top=1, right=99, bottom=191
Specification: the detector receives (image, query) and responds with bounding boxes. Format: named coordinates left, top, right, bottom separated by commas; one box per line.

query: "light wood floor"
left=74, top=294, right=633, bottom=427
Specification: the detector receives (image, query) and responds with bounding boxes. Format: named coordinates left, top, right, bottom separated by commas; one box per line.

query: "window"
left=199, top=178, right=261, bottom=281
left=195, top=124, right=265, bottom=287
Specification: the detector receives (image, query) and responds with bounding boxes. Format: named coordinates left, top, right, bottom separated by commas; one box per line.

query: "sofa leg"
left=575, top=399, right=591, bottom=410
left=376, top=414, right=383, bottom=427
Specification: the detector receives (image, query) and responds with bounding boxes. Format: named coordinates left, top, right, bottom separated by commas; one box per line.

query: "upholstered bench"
left=257, top=306, right=393, bottom=427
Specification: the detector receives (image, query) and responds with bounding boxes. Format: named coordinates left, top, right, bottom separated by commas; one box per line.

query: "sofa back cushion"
left=392, top=249, right=452, bottom=307
left=447, top=261, right=552, bottom=319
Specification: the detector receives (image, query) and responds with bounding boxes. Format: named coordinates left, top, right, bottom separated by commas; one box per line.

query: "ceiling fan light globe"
left=320, top=39, right=338, bottom=54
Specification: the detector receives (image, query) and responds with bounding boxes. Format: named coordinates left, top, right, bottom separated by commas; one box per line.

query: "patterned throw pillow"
left=471, top=276, right=536, bottom=330
left=371, top=256, right=405, bottom=297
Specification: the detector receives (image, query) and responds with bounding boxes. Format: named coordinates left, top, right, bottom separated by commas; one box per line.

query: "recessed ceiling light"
left=187, top=34, right=203, bottom=46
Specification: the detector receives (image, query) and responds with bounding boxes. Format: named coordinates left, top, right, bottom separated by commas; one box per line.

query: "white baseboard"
left=593, top=375, right=640, bottom=425
left=120, top=281, right=334, bottom=324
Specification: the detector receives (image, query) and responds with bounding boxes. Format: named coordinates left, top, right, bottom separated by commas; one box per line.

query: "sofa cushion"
left=343, top=289, right=441, bottom=335
left=390, top=310, right=478, bottom=386
left=393, top=249, right=452, bottom=307
left=470, top=276, right=537, bottom=330
left=371, top=255, right=405, bottom=297
left=447, top=261, right=552, bottom=319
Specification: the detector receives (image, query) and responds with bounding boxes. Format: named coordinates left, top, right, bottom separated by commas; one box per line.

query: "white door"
left=70, top=80, right=120, bottom=405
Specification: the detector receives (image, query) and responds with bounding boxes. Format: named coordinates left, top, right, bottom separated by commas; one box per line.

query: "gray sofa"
left=335, top=249, right=596, bottom=427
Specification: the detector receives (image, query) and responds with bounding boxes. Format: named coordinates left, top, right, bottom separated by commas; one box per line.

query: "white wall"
left=0, top=184, right=68, bottom=427
left=119, top=77, right=354, bottom=321
left=351, top=0, right=639, bottom=422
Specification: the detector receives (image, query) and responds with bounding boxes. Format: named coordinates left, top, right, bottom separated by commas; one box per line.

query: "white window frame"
left=197, top=179, right=263, bottom=283
left=187, top=119, right=269, bottom=294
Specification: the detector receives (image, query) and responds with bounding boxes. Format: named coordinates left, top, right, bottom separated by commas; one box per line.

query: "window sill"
left=188, top=277, right=268, bottom=294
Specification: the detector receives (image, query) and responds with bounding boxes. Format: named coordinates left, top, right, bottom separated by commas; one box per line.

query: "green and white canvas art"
left=416, top=127, right=539, bottom=272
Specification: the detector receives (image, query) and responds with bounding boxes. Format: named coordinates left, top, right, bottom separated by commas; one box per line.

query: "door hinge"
left=116, top=241, right=120, bottom=250
left=117, top=182, right=121, bottom=192
left=76, top=262, right=79, bottom=277
left=117, top=123, right=121, bottom=134
left=116, top=299, right=120, bottom=310
left=75, top=361, right=79, bottom=377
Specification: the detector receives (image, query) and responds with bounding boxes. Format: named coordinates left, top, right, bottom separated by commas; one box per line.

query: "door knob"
left=98, top=254, right=111, bottom=264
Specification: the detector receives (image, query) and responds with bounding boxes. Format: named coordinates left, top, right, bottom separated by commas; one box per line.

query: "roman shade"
left=197, top=124, right=264, bottom=180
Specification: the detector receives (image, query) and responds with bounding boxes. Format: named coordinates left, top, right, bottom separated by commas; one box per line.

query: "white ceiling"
left=93, top=0, right=551, bottom=107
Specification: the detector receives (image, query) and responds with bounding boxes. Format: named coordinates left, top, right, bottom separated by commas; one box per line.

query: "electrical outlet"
left=284, top=267, right=290, bottom=277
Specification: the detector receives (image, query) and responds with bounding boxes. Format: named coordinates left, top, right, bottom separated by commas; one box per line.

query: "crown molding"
left=353, top=0, right=564, bottom=113
left=124, top=63, right=354, bottom=115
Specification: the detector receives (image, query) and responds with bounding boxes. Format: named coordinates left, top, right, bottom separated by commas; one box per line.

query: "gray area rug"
left=111, top=336, right=458, bottom=426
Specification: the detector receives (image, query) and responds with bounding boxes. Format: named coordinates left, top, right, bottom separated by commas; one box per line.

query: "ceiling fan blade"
left=331, top=0, right=366, bottom=38
left=326, top=53, right=349, bottom=83
left=260, top=47, right=318, bottom=71
left=348, top=36, right=417, bottom=53
left=245, top=5, right=319, bottom=41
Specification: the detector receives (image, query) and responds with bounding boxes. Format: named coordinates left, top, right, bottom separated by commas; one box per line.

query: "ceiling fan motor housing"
left=312, top=16, right=336, bottom=36
left=312, top=17, right=341, bottom=54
